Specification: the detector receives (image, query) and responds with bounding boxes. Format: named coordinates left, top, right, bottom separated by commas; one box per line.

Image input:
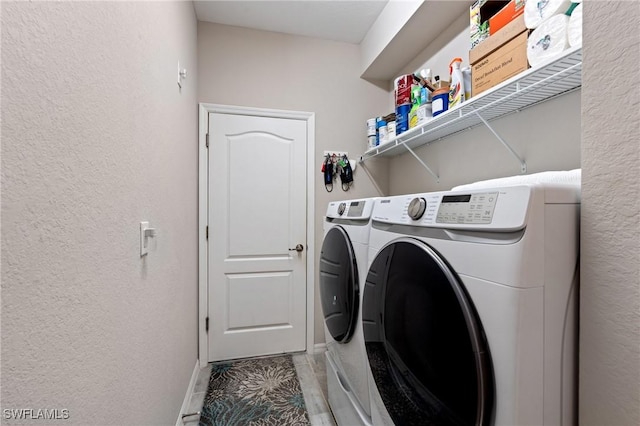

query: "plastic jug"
left=449, top=57, right=465, bottom=108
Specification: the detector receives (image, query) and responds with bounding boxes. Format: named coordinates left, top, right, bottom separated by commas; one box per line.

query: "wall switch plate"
left=140, top=221, right=149, bottom=256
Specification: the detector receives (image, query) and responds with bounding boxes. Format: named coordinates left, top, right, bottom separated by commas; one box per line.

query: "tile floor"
left=181, top=351, right=336, bottom=426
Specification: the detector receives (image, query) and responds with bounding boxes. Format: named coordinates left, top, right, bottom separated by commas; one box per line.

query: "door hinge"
left=206, top=133, right=209, bottom=148
left=206, top=226, right=209, bottom=240
left=205, top=317, right=209, bottom=332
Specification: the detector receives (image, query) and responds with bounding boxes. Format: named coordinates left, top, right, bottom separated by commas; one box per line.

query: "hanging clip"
left=323, top=154, right=334, bottom=192
left=340, top=154, right=354, bottom=191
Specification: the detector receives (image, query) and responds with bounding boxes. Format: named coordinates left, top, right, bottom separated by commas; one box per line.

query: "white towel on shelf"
left=527, top=14, right=571, bottom=67
left=525, top=0, right=572, bottom=29
left=452, top=169, right=581, bottom=191
left=568, top=3, right=583, bottom=47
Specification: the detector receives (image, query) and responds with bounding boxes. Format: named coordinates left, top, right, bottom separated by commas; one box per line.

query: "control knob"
left=408, top=197, right=427, bottom=220
left=337, top=202, right=346, bottom=216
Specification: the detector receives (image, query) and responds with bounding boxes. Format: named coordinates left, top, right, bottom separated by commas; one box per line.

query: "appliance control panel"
left=326, top=199, right=374, bottom=220
left=347, top=201, right=365, bottom=217
left=436, top=192, right=498, bottom=224
left=372, top=186, right=533, bottom=231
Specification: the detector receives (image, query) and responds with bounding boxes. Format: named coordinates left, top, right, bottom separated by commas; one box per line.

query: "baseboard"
left=313, top=343, right=327, bottom=354
left=175, top=359, right=200, bottom=426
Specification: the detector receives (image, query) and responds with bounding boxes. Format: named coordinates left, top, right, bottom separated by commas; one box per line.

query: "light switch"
left=140, top=222, right=149, bottom=256
left=140, top=221, right=157, bottom=257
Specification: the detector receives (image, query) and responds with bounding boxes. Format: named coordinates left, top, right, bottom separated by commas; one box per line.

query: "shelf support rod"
left=473, top=110, right=527, bottom=173
left=402, top=144, right=439, bottom=183
left=360, top=160, right=387, bottom=196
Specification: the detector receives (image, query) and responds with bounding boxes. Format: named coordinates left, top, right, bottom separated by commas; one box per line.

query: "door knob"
left=289, top=244, right=304, bottom=252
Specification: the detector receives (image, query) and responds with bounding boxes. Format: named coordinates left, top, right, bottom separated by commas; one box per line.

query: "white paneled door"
left=207, top=111, right=308, bottom=362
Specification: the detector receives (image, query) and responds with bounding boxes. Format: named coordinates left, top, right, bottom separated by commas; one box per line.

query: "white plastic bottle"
left=462, top=66, right=472, bottom=101
left=448, top=57, right=465, bottom=108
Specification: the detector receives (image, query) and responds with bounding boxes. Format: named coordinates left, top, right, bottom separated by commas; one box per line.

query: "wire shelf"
left=360, top=47, right=582, bottom=162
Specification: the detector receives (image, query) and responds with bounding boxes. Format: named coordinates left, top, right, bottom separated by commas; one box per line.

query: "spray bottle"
left=408, top=84, right=422, bottom=128
left=448, top=57, right=465, bottom=108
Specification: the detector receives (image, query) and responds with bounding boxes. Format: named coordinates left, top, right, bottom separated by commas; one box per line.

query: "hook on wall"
left=321, top=151, right=356, bottom=192
left=177, top=61, right=187, bottom=89
left=323, top=151, right=349, bottom=164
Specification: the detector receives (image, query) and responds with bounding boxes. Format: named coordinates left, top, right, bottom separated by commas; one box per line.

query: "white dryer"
left=362, top=183, right=580, bottom=425
left=320, top=198, right=375, bottom=426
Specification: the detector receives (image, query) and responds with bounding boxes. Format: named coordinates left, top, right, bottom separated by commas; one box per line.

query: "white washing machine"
left=320, top=198, right=375, bottom=426
left=362, top=183, right=580, bottom=425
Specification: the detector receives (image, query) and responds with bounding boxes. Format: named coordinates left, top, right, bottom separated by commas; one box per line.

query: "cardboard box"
left=481, top=1, right=510, bottom=18
left=471, top=31, right=529, bottom=96
left=470, top=0, right=509, bottom=49
left=489, top=0, right=525, bottom=35
left=471, top=28, right=489, bottom=50
left=470, top=0, right=487, bottom=49
left=469, top=13, right=527, bottom=65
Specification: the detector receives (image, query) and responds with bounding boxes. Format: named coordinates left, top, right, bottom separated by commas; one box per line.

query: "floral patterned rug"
left=199, top=354, right=311, bottom=426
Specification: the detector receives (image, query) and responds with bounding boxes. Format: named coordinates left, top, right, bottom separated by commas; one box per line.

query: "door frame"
left=198, top=103, right=315, bottom=367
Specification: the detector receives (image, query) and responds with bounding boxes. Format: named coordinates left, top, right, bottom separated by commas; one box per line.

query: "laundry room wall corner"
left=580, top=2, right=640, bottom=425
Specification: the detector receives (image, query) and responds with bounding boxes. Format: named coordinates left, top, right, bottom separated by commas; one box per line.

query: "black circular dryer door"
left=362, top=238, right=494, bottom=426
left=319, top=226, right=359, bottom=343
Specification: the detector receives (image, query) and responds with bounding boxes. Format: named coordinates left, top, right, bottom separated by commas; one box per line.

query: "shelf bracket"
left=402, top=144, right=439, bottom=183
left=360, top=161, right=387, bottom=196
left=473, top=110, right=527, bottom=173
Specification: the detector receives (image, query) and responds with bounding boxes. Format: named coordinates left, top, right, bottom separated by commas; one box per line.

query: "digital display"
left=347, top=201, right=365, bottom=217
left=442, top=194, right=472, bottom=203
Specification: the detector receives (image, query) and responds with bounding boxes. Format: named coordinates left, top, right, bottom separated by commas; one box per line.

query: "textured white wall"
left=1, top=2, right=198, bottom=424
left=197, top=22, right=390, bottom=344
left=580, top=2, right=640, bottom=424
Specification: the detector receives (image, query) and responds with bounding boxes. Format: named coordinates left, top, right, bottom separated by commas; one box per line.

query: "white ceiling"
left=193, top=0, right=389, bottom=44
